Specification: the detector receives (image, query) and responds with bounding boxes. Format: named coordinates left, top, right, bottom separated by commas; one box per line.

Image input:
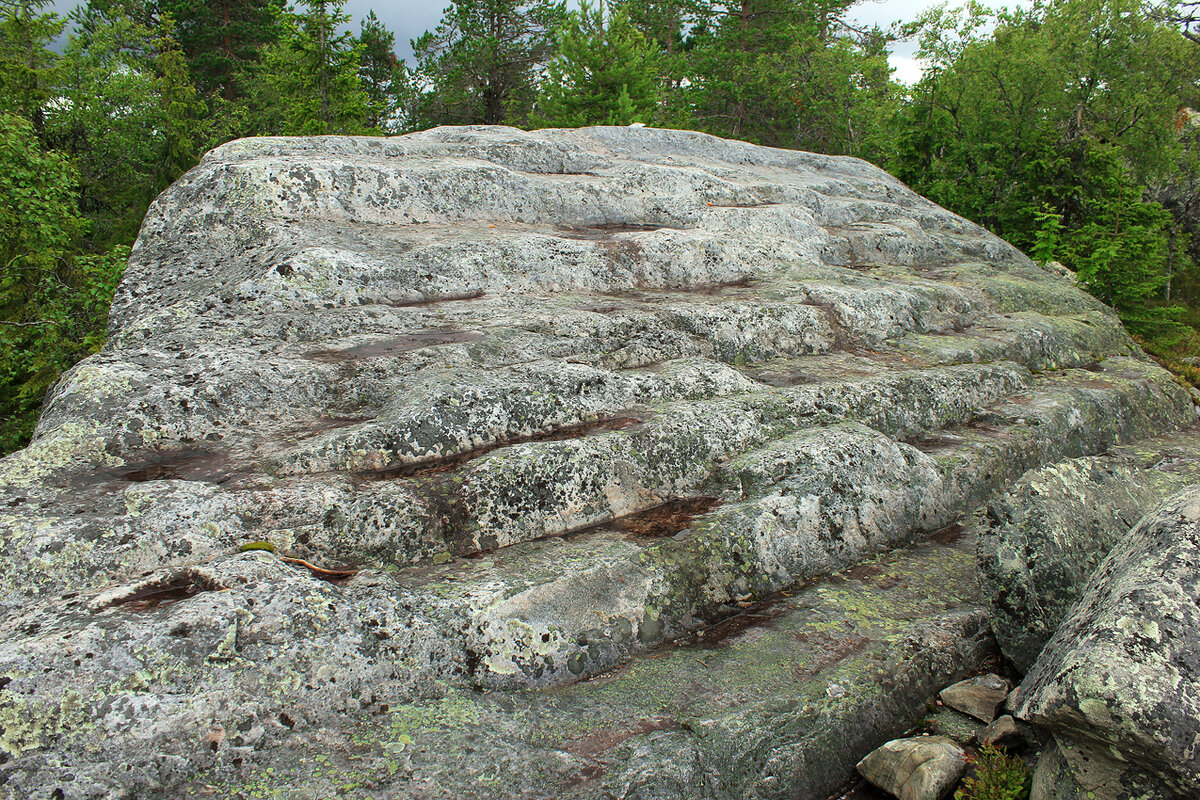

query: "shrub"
left=954, top=744, right=1031, bottom=800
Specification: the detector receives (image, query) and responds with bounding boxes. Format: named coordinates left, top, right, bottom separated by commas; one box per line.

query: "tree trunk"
left=1165, top=222, right=1176, bottom=302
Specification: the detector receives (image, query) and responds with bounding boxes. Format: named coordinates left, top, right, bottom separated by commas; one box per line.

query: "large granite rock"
left=0, top=126, right=1192, bottom=799
left=1015, top=485, right=1200, bottom=797
left=981, top=430, right=1200, bottom=671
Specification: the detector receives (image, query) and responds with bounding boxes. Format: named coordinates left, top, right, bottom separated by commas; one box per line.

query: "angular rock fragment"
left=939, top=674, right=1011, bottom=723
left=857, top=735, right=967, bottom=800
left=978, top=715, right=1021, bottom=748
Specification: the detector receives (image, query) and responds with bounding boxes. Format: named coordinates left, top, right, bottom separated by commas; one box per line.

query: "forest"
left=0, top=0, right=1197, bottom=453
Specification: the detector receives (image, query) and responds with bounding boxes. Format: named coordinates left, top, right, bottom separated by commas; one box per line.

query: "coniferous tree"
left=155, top=0, right=284, bottom=100
left=532, top=0, right=661, bottom=127
left=681, top=0, right=893, bottom=153
left=256, top=0, right=369, bottom=135
left=413, top=0, right=567, bottom=126
left=358, top=9, right=404, bottom=131
left=0, top=0, right=64, bottom=134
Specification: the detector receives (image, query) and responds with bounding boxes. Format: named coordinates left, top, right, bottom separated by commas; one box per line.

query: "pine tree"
left=155, top=0, right=284, bottom=100
left=412, top=0, right=567, bottom=126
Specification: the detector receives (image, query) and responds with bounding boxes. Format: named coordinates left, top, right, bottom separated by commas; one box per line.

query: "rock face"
left=980, top=429, right=1200, bottom=671
left=1015, top=486, right=1200, bottom=797
left=0, top=125, right=1193, bottom=800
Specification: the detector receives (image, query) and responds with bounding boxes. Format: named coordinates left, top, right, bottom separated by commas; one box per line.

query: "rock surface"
left=1030, top=735, right=1181, bottom=800
left=0, top=125, right=1193, bottom=799
left=857, top=735, right=967, bottom=800
left=978, top=715, right=1021, bottom=748
left=925, top=707, right=985, bottom=745
left=980, top=429, right=1200, bottom=671
left=939, top=674, right=1011, bottom=723
left=1015, top=486, right=1200, bottom=797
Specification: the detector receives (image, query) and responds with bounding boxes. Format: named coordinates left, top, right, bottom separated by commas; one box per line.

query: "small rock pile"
left=859, top=674, right=1025, bottom=800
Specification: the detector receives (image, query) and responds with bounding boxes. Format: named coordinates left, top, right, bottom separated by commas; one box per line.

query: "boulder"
left=1015, top=486, right=1200, bottom=797
left=980, top=430, right=1200, bottom=671
left=857, top=735, right=967, bottom=800
left=0, top=126, right=1191, bottom=799
left=978, top=715, right=1021, bottom=748
left=1030, top=736, right=1181, bottom=800
left=939, top=673, right=1011, bottom=723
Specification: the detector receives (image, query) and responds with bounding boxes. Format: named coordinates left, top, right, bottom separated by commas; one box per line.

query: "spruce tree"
left=532, top=0, right=661, bottom=127
left=0, top=0, right=64, bottom=135
left=358, top=9, right=404, bottom=131
left=257, top=0, right=369, bottom=135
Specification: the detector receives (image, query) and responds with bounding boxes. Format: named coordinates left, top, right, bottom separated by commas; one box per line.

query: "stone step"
left=0, top=356, right=1185, bottom=626
left=368, top=358, right=1185, bottom=689
left=171, top=529, right=991, bottom=800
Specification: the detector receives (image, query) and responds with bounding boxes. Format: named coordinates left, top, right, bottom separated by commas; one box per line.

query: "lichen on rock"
left=0, top=125, right=1193, bottom=799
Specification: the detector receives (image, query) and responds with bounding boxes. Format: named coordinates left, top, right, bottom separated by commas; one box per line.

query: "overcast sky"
left=48, top=0, right=1027, bottom=85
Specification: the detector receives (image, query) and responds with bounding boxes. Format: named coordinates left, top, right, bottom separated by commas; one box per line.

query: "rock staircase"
left=0, top=126, right=1194, bottom=800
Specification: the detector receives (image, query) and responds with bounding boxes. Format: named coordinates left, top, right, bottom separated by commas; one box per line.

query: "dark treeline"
left=1, top=0, right=1198, bottom=452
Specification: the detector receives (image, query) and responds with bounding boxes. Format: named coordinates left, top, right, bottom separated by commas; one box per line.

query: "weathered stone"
left=1015, top=486, right=1200, bottom=797
left=857, top=735, right=967, bottom=800
left=10, top=529, right=992, bottom=800
left=0, top=126, right=1191, bottom=798
left=925, top=707, right=984, bottom=745
left=980, top=429, right=1200, bottom=671
left=939, top=674, right=1012, bottom=723
left=978, top=715, right=1021, bottom=747
left=1031, top=736, right=1181, bottom=800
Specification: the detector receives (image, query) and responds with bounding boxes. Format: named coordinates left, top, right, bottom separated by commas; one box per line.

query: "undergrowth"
left=954, top=744, right=1031, bottom=800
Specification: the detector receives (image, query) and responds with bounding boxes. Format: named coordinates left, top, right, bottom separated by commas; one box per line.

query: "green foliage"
left=254, top=0, right=370, bottom=135
left=358, top=10, right=405, bottom=131
left=50, top=5, right=207, bottom=245
left=670, top=0, right=901, bottom=161
left=0, top=0, right=64, bottom=132
left=155, top=0, right=284, bottom=100
left=895, top=0, right=1199, bottom=333
left=0, top=113, right=82, bottom=276
left=954, top=744, right=1031, bottom=800
left=531, top=0, right=661, bottom=127
left=1031, top=204, right=1063, bottom=266
left=0, top=113, right=126, bottom=452
left=412, top=0, right=567, bottom=126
